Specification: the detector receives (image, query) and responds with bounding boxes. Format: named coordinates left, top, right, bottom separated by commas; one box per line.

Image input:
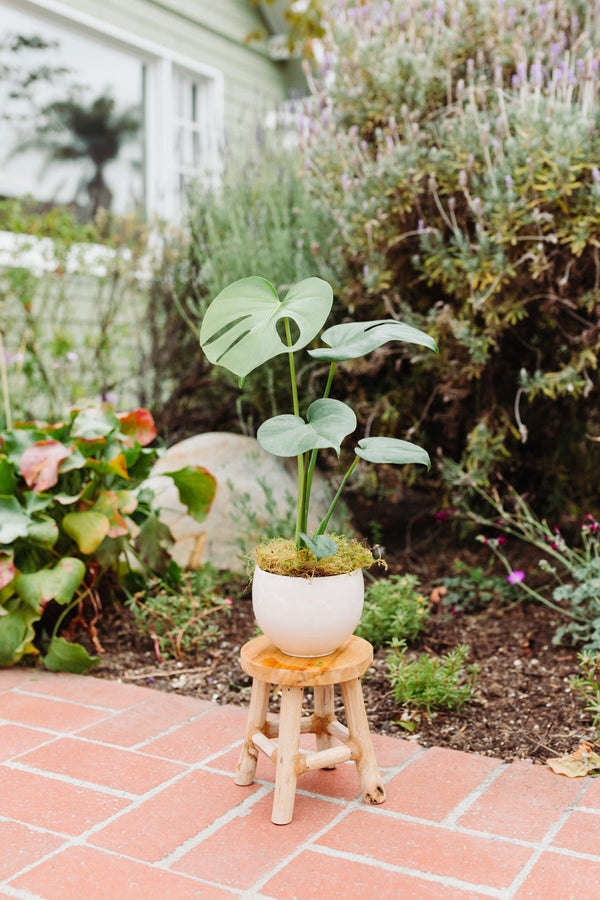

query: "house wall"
left=15, top=0, right=294, bottom=152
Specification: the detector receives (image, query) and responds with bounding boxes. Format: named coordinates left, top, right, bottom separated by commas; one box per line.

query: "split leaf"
left=309, top=319, right=439, bottom=362
left=200, top=276, right=333, bottom=379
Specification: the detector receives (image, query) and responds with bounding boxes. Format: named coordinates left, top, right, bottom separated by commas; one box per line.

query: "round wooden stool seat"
left=239, top=633, right=374, bottom=686
left=235, top=634, right=385, bottom=825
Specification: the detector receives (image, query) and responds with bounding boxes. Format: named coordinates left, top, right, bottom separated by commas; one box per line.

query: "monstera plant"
left=0, top=403, right=215, bottom=672
left=199, top=276, right=438, bottom=657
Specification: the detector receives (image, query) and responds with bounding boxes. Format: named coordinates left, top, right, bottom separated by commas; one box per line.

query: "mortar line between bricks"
left=337, top=794, right=541, bottom=849
left=501, top=776, right=593, bottom=899
left=237, top=799, right=363, bottom=897
left=4, top=761, right=140, bottom=800
left=573, top=804, right=600, bottom=816
left=155, top=783, right=274, bottom=868
left=8, top=687, right=216, bottom=736
left=9, top=685, right=141, bottom=714
left=292, top=843, right=505, bottom=898
left=441, top=760, right=509, bottom=828
left=125, top=705, right=229, bottom=750
left=0, top=882, right=43, bottom=900
left=1, top=833, right=247, bottom=897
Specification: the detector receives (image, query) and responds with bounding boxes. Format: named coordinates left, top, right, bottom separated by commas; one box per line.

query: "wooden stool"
left=235, top=634, right=385, bottom=824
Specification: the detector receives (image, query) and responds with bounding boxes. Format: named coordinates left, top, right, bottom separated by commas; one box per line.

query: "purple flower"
left=507, top=570, right=525, bottom=584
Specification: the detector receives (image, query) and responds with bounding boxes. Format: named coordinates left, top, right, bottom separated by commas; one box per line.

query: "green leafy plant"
left=126, top=563, right=232, bottom=662
left=199, top=275, right=437, bottom=572
left=0, top=403, right=216, bottom=671
left=440, top=561, right=523, bottom=615
left=570, top=652, right=600, bottom=732
left=386, top=642, right=479, bottom=714
left=448, top=466, right=600, bottom=649
left=356, top=574, right=429, bottom=648
left=298, top=0, right=600, bottom=512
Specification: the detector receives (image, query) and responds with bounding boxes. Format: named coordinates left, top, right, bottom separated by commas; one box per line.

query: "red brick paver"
left=1, top=668, right=597, bottom=899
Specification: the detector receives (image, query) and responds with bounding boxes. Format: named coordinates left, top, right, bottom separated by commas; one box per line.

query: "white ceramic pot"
left=252, top=564, right=364, bottom=657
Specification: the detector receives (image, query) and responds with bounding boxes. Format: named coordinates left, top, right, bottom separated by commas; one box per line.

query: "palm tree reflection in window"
left=18, top=92, right=140, bottom=218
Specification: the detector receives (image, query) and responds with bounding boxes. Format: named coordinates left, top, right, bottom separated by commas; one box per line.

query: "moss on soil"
left=252, top=534, right=383, bottom=577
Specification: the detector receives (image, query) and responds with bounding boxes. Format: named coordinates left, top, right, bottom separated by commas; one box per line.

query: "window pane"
left=0, top=4, right=144, bottom=217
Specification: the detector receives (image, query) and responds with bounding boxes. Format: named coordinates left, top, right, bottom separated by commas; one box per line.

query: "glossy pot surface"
left=252, top=565, right=364, bottom=657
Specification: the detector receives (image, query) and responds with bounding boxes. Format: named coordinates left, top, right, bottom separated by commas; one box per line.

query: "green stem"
left=284, top=318, right=304, bottom=549
left=51, top=594, right=82, bottom=641
left=301, top=362, right=337, bottom=535
left=0, top=330, right=12, bottom=431
left=323, top=361, right=336, bottom=399
left=315, top=455, right=360, bottom=536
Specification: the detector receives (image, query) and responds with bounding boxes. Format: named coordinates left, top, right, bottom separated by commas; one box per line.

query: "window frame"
left=2, top=0, right=225, bottom=219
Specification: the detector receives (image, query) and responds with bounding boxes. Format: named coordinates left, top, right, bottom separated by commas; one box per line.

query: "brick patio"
left=1, top=668, right=599, bottom=899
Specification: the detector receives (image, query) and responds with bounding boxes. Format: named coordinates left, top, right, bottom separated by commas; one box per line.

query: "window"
left=173, top=70, right=220, bottom=198
left=0, top=0, right=223, bottom=220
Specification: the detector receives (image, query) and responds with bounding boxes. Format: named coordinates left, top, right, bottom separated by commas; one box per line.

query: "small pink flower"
left=507, top=570, right=525, bottom=584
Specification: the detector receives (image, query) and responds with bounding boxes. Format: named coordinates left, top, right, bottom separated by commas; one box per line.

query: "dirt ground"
left=87, top=540, right=596, bottom=766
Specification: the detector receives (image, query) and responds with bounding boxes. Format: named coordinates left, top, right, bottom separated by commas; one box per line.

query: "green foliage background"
left=297, top=0, right=600, bottom=512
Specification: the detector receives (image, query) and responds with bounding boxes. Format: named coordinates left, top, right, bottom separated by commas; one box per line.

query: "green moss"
left=253, top=534, right=383, bottom=577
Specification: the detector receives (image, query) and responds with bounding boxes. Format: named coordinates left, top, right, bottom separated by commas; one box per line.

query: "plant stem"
left=284, top=317, right=305, bottom=549
left=315, top=455, right=360, bottom=536
left=0, top=330, right=12, bottom=431
left=301, top=362, right=337, bottom=535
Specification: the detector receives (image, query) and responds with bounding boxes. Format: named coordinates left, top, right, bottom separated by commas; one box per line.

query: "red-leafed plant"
left=0, top=403, right=216, bottom=672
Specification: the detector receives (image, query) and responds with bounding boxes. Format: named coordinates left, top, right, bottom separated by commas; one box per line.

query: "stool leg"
left=340, top=678, right=385, bottom=805
left=235, top=679, right=270, bottom=786
left=313, top=684, right=336, bottom=763
left=272, top=685, right=304, bottom=825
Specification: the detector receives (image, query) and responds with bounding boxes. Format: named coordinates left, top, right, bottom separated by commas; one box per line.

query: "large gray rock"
left=146, top=432, right=341, bottom=573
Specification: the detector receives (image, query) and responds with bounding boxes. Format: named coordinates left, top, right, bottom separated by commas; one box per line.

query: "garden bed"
left=88, top=544, right=595, bottom=765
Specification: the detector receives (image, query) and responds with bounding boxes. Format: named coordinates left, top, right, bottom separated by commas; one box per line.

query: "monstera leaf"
left=257, top=399, right=357, bottom=457
left=309, top=319, right=439, bottom=362
left=200, top=276, right=333, bottom=380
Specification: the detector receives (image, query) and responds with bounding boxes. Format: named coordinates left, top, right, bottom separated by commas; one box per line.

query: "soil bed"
left=88, top=544, right=596, bottom=765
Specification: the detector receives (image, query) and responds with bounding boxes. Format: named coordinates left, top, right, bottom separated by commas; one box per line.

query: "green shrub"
left=147, top=138, right=337, bottom=440
left=570, top=652, right=600, bottom=732
left=0, top=404, right=215, bottom=671
left=448, top=470, right=600, bottom=649
left=299, top=0, right=600, bottom=512
left=356, top=573, right=429, bottom=648
left=386, top=641, right=479, bottom=714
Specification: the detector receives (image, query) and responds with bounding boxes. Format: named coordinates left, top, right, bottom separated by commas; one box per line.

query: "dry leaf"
left=546, top=741, right=600, bottom=777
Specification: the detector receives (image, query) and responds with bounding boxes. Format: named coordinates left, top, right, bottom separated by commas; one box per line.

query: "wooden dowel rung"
left=251, top=730, right=278, bottom=762
left=264, top=716, right=315, bottom=739
left=264, top=721, right=279, bottom=739
left=326, top=720, right=349, bottom=742
left=301, top=745, right=353, bottom=772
